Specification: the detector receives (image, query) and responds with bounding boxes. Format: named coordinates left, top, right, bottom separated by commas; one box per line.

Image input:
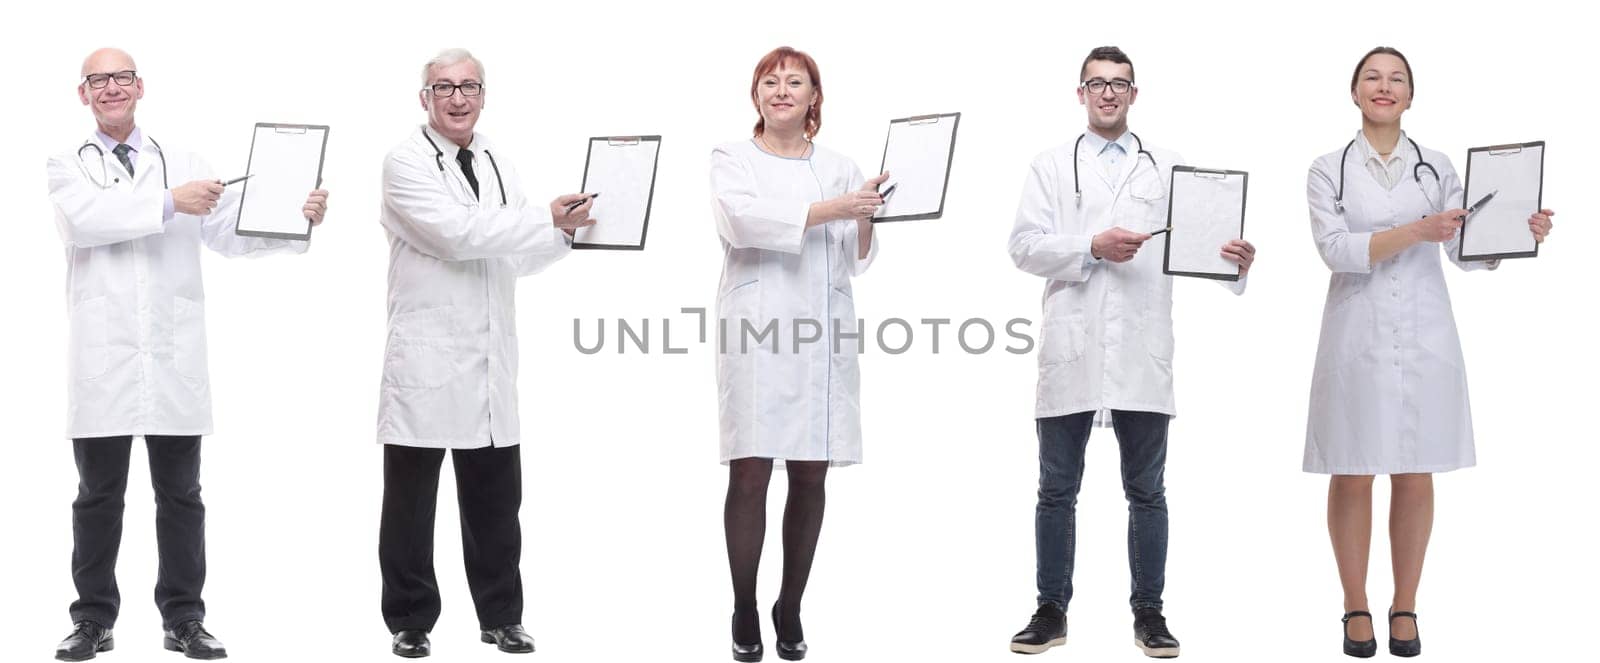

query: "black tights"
left=725, top=457, right=828, bottom=644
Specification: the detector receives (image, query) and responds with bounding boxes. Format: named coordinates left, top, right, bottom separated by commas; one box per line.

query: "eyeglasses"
left=425, top=82, right=484, bottom=98
left=1081, top=78, right=1133, bottom=95
left=84, top=70, right=137, bottom=89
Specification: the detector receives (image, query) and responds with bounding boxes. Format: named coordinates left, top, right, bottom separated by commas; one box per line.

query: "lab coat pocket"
left=1416, top=279, right=1463, bottom=367
left=69, top=296, right=109, bottom=381
left=718, top=280, right=761, bottom=318
left=173, top=297, right=209, bottom=382
left=385, top=307, right=463, bottom=390
left=1326, top=286, right=1376, bottom=362
left=1146, top=314, right=1175, bottom=362
left=1039, top=313, right=1086, bottom=366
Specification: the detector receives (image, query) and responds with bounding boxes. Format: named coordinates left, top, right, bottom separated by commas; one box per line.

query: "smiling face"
left=753, top=61, right=815, bottom=136
left=421, top=59, right=484, bottom=147
left=78, top=48, right=142, bottom=134
left=1352, top=52, right=1412, bottom=126
left=1078, top=59, right=1137, bottom=136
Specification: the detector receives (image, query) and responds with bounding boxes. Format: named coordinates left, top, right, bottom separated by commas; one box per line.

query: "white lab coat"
left=1303, top=133, right=1492, bottom=475
left=710, top=139, right=877, bottom=466
left=1008, top=137, right=1245, bottom=423
left=47, top=131, right=307, bottom=439
left=377, top=126, right=572, bottom=449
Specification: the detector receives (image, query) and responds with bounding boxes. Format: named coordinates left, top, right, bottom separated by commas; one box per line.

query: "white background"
left=2, top=1, right=1593, bottom=662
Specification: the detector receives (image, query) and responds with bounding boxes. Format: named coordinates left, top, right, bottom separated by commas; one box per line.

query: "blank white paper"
left=874, top=113, right=958, bottom=220
left=1165, top=169, right=1245, bottom=279
left=1461, top=143, right=1543, bottom=259
left=574, top=137, right=660, bottom=249
left=236, top=124, right=326, bottom=238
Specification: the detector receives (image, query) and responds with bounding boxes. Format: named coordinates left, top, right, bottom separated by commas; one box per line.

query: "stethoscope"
left=421, top=128, right=506, bottom=206
left=1072, top=131, right=1163, bottom=205
left=77, top=137, right=168, bottom=189
left=1334, top=136, right=1441, bottom=213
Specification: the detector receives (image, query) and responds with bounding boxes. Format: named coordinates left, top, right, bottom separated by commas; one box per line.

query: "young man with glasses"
left=375, top=48, right=595, bottom=658
left=46, top=47, right=329, bottom=662
left=1005, top=46, right=1256, bottom=658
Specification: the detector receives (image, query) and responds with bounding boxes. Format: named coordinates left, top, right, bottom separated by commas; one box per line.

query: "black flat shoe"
left=1342, top=611, right=1377, bottom=658
left=392, top=629, right=430, bottom=658
left=480, top=624, right=535, bottom=654
left=732, top=612, right=764, bottom=662
left=1388, top=610, right=1421, bottom=657
left=772, top=602, right=807, bottom=661
left=55, top=621, right=113, bottom=662
left=163, top=621, right=227, bottom=660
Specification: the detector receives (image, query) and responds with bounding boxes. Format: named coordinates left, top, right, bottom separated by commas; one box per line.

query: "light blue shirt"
left=1080, top=130, right=1134, bottom=175
left=95, top=125, right=175, bottom=221
left=1079, top=130, right=1135, bottom=265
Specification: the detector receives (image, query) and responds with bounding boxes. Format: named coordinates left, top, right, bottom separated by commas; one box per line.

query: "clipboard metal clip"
left=1486, top=144, right=1525, bottom=156
left=606, top=136, right=642, bottom=146
left=273, top=126, right=308, bottom=135
left=907, top=114, right=942, bottom=125
left=1190, top=169, right=1229, bottom=180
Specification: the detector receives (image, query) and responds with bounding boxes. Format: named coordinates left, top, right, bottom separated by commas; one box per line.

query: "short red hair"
left=750, top=46, right=823, bottom=139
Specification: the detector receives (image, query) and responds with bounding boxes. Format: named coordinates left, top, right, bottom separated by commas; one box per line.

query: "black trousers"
left=380, top=444, right=523, bottom=633
left=70, top=435, right=206, bottom=630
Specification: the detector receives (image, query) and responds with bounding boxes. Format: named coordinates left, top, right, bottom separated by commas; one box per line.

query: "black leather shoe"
left=392, top=630, right=430, bottom=658
left=1132, top=607, right=1181, bottom=658
left=1342, top=610, right=1377, bottom=658
left=163, top=620, right=227, bottom=660
left=772, top=602, right=807, bottom=661
left=1388, top=609, right=1421, bottom=657
left=732, top=612, right=763, bottom=662
left=480, top=624, right=535, bottom=654
left=55, top=621, right=113, bottom=661
left=1010, top=603, right=1067, bottom=654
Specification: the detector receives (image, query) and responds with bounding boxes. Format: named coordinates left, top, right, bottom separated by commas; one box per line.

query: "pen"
left=564, top=193, right=599, bottom=214
left=1148, top=226, right=1172, bottom=237
left=1464, top=190, right=1497, bottom=216
left=221, top=174, right=253, bottom=186
left=879, top=183, right=898, bottom=201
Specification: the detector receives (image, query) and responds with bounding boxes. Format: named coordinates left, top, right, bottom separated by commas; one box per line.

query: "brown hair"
left=1080, top=46, right=1134, bottom=83
left=750, top=46, right=822, bottom=139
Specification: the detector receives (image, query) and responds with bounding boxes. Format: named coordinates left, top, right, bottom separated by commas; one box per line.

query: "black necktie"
left=112, top=143, right=135, bottom=177
left=455, top=148, right=481, bottom=200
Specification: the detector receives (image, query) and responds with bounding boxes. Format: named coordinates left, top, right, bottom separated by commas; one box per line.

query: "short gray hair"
left=421, top=48, right=485, bottom=87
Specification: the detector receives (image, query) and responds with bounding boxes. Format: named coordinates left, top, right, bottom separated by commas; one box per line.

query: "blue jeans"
left=1034, top=410, right=1169, bottom=611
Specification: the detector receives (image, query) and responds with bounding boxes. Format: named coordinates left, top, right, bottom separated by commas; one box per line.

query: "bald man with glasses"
left=47, top=47, right=329, bottom=661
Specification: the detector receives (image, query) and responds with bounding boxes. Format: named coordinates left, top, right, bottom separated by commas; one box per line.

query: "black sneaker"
left=1009, top=603, right=1066, bottom=655
left=1133, top=607, right=1180, bottom=658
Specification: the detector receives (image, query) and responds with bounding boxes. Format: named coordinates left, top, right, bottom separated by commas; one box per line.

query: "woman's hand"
left=1529, top=208, right=1554, bottom=243
left=1220, top=239, right=1256, bottom=275
left=1410, top=209, right=1466, bottom=243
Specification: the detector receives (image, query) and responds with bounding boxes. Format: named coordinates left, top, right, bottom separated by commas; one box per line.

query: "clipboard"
left=572, top=135, right=661, bottom=250
left=1459, top=140, right=1544, bottom=262
left=1162, top=166, right=1247, bottom=281
left=872, top=112, right=960, bottom=223
left=234, top=122, right=329, bottom=240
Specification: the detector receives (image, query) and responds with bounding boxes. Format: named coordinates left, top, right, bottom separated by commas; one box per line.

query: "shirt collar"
left=1356, top=129, right=1407, bottom=168
left=422, top=124, right=480, bottom=160
left=95, top=126, right=143, bottom=153
left=1081, top=130, right=1132, bottom=156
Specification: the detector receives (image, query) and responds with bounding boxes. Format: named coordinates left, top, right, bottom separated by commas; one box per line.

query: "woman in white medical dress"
left=709, top=45, right=886, bottom=662
left=1304, top=46, right=1554, bottom=658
